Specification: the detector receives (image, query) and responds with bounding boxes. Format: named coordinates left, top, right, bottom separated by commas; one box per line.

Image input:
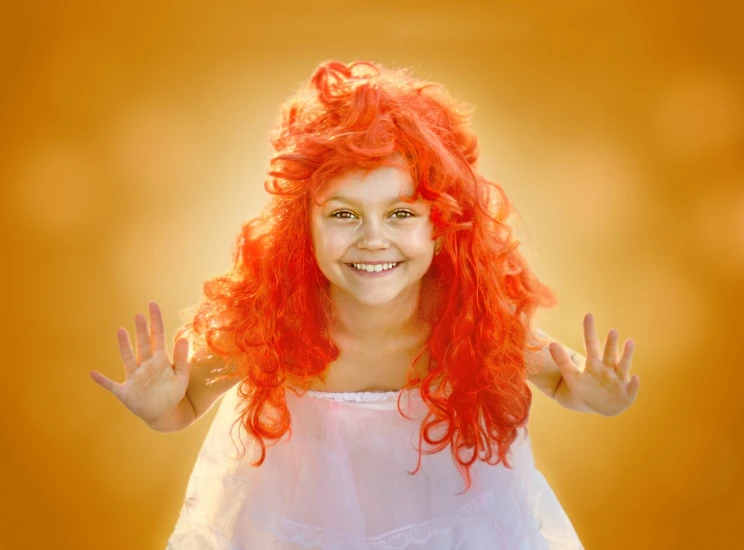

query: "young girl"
left=90, top=60, right=640, bottom=549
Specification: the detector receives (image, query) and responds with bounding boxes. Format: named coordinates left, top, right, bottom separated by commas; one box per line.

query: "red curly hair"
left=175, top=60, right=557, bottom=492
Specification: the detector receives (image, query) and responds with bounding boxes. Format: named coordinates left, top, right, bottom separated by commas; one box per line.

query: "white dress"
left=165, top=385, right=584, bottom=549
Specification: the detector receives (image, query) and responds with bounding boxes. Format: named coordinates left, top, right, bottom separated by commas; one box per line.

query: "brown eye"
left=391, top=210, right=414, bottom=219
left=331, top=210, right=356, bottom=219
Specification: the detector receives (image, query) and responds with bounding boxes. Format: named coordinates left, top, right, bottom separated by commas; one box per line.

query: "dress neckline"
left=304, top=388, right=413, bottom=403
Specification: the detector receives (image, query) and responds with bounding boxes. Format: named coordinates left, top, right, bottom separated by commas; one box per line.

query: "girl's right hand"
left=90, top=301, right=190, bottom=425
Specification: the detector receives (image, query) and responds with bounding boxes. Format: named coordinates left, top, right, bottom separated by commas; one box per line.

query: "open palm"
left=90, top=301, right=190, bottom=424
left=549, top=313, right=640, bottom=417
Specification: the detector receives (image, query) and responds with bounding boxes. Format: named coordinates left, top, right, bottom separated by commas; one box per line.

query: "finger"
left=626, top=374, right=640, bottom=401
left=616, top=338, right=635, bottom=379
left=134, top=312, right=152, bottom=362
left=172, top=337, right=190, bottom=377
left=583, top=313, right=602, bottom=359
left=603, top=329, right=619, bottom=366
left=149, top=301, right=167, bottom=352
left=117, top=327, right=138, bottom=375
left=89, top=370, right=121, bottom=397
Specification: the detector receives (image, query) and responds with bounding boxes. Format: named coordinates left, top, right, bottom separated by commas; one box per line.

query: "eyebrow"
left=323, top=196, right=414, bottom=206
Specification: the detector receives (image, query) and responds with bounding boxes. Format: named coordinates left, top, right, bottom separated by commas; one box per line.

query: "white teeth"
left=351, top=262, right=398, bottom=272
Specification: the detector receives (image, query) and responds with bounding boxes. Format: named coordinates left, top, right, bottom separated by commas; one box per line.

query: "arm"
left=185, top=354, right=240, bottom=421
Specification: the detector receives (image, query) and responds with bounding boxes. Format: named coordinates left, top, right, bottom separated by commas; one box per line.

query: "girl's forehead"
left=317, top=166, right=417, bottom=203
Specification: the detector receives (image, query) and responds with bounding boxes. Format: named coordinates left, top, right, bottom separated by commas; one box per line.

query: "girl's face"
left=310, top=166, right=436, bottom=308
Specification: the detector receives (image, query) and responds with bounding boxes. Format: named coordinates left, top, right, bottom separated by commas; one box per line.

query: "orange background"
left=2, top=2, right=742, bottom=548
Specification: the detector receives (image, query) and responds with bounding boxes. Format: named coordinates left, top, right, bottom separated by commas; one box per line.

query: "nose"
left=357, top=219, right=389, bottom=250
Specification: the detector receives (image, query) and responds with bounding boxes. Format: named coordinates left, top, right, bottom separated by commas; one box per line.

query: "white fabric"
left=166, top=385, right=584, bottom=549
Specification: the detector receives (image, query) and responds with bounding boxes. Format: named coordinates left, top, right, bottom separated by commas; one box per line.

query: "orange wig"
left=175, top=60, right=557, bottom=491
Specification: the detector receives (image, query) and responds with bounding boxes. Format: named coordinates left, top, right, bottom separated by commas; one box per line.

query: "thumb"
left=549, top=343, right=582, bottom=379
left=172, top=338, right=191, bottom=378
left=89, top=370, right=121, bottom=398
left=626, top=374, right=641, bottom=401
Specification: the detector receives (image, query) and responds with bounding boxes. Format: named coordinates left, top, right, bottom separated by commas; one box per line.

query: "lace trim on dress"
left=247, top=490, right=497, bottom=550
left=305, top=390, right=405, bottom=403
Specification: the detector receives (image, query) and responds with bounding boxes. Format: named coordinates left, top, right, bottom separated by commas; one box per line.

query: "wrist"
left=144, top=396, right=196, bottom=432
left=554, top=378, right=596, bottom=414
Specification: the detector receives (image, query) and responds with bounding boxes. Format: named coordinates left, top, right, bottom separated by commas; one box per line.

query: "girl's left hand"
left=549, top=313, right=641, bottom=416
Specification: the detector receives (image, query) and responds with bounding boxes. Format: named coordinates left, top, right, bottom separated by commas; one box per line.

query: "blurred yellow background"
left=2, top=1, right=742, bottom=548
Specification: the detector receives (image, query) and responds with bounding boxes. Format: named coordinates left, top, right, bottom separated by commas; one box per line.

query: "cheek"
left=312, top=227, right=349, bottom=263
left=406, top=225, right=436, bottom=255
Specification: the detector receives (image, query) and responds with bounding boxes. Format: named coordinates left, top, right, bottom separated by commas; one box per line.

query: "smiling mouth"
left=346, top=261, right=402, bottom=274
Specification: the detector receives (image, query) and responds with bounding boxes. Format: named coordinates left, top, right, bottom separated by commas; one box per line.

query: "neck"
left=328, top=284, right=426, bottom=341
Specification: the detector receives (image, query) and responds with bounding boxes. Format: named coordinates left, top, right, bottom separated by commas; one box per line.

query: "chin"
left=358, top=294, right=402, bottom=307
left=346, top=289, right=403, bottom=307
left=328, top=282, right=406, bottom=307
